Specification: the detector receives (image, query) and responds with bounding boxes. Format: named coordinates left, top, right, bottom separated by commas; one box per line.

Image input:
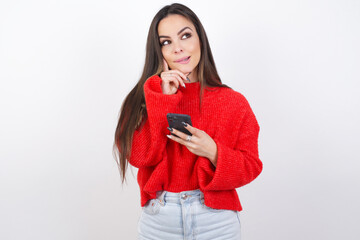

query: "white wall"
left=1, top=0, right=359, bottom=239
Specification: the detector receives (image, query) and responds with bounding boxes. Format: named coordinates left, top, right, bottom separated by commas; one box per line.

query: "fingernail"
left=183, top=83, right=186, bottom=88
left=167, top=127, right=173, bottom=132
left=181, top=122, right=188, bottom=127
left=186, top=77, right=190, bottom=82
left=166, top=135, right=172, bottom=139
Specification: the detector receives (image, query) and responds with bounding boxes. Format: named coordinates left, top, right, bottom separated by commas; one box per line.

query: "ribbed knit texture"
left=129, top=74, right=263, bottom=211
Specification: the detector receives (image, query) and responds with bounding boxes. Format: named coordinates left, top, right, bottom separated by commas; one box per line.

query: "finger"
left=173, top=74, right=186, bottom=88
left=166, top=133, right=195, bottom=147
left=162, top=73, right=180, bottom=89
left=167, top=70, right=186, bottom=87
left=170, top=77, right=179, bottom=89
left=171, top=69, right=188, bottom=83
left=163, top=58, right=169, bottom=72
left=169, top=128, right=193, bottom=141
left=182, top=122, right=200, bottom=136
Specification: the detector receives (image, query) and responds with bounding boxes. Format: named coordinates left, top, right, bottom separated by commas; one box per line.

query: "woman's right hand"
left=160, top=58, right=188, bottom=95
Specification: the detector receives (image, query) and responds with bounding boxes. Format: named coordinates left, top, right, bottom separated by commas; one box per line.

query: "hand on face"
left=160, top=58, right=191, bottom=95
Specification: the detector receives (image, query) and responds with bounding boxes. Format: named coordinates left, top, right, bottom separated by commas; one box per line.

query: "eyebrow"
left=159, top=26, right=193, bottom=39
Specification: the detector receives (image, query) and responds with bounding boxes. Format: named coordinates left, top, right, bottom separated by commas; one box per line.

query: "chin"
left=176, top=66, right=195, bottom=73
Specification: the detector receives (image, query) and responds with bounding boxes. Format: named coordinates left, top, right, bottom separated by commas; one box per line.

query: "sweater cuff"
left=144, top=74, right=183, bottom=101
left=144, top=75, right=183, bottom=114
left=145, top=74, right=162, bottom=92
left=144, top=74, right=184, bottom=134
left=202, top=139, right=262, bottom=191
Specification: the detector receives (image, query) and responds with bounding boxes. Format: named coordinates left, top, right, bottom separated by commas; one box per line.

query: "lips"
left=175, top=56, right=190, bottom=63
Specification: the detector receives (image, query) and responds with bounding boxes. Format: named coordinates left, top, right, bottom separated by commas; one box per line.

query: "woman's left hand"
left=166, top=122, right=218, bottom=167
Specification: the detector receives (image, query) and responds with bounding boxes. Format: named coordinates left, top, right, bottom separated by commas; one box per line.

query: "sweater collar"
left=181, top=81, right=200, bottom=94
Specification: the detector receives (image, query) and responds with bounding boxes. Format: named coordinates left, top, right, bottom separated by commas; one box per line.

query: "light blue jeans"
left=137, top=189, right=241, bottom=240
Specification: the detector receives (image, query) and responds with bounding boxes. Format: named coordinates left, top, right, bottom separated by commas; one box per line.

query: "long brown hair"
left=113, top=3, right=231, bottom=184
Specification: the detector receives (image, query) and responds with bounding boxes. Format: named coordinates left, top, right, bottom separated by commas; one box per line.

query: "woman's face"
left=158, top=14, right=201, bottom=76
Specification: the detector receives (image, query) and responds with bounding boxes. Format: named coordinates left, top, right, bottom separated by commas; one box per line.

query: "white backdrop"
left=1, top=0, right=359, bottom=239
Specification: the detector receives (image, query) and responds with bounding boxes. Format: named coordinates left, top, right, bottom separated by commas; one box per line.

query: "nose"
left=172, top=41, right=183, bottom=54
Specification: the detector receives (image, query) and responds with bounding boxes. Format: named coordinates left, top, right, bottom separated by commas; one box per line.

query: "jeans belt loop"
left=158, top=191, right=166, bottom=206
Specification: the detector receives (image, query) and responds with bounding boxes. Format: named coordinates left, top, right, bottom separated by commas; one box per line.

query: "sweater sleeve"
left=128, top=75, right=183, bottom=168
left=201, top=103, right=263, bottom=191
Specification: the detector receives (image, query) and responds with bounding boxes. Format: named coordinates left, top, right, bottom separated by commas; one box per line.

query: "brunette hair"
left=113, top=3, right=231, bottom=184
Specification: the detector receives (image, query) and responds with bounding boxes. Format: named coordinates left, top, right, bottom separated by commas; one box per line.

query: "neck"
left=186, top=68, right=198, bottom=83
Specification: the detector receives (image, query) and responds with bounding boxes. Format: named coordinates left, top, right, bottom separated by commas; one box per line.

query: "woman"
left=114, top=3, right=263, bottom=240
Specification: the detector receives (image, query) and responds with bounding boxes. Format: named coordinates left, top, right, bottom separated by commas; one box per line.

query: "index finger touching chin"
left=163, top=58, right=169, bottom=71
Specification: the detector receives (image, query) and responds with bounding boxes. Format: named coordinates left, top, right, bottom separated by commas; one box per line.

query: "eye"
left=161, top=40, right=170, bottom=46
left=182, top=33, right=192, bottom=39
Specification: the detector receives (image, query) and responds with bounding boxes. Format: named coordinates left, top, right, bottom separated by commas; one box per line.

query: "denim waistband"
left=155, top=189, right=204, bottom=206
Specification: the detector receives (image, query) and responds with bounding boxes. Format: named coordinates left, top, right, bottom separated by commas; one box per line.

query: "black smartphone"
left=166, top=113, right=192, bottom=137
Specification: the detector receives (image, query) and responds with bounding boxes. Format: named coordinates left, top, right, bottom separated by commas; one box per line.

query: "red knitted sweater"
left=128, top=74, right=263, bottom=212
